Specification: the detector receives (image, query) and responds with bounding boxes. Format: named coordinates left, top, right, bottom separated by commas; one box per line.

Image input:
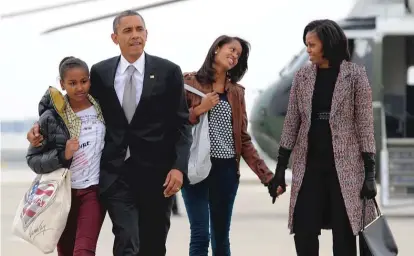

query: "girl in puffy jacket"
left=26, top=56, right=105, bottom=256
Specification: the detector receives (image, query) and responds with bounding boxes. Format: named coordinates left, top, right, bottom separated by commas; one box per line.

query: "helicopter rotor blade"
left=41, top=0, right=189, bottom=35
left=1, top=0, right=101, bottom=19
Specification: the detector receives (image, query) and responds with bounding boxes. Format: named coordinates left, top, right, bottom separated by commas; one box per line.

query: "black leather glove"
left=268, top=146, right=291, bottom=203
left=360, top=152, right=377, bottom=199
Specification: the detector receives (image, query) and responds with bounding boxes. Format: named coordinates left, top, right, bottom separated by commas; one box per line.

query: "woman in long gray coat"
left=268, top=19, right=378, bottom=256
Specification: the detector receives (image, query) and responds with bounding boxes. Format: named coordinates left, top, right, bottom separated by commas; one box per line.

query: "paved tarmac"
left=1, top=172, right=413, bottom=256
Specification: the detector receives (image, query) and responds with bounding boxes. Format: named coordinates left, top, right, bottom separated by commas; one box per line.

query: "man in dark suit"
left=27, top=10, right=192, bottom=256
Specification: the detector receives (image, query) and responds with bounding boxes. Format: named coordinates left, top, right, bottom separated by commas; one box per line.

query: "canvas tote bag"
left=12, top=168, right=71, bottom=254
left=184, top=84, right=212, bottom=184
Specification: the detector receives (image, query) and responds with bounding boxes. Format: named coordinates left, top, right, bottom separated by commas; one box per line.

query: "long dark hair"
left=196, top=35, right=250, bottom=85
left=303, top=19, right=350, bottom=66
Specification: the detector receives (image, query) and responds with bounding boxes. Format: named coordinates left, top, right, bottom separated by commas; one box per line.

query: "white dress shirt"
left=114, top=53, right=145, bottom=106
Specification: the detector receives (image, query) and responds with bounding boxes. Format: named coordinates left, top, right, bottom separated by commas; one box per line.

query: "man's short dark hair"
left=113, top=10, right=145, bottom=34
left=303, top=19, right=350, bottom=66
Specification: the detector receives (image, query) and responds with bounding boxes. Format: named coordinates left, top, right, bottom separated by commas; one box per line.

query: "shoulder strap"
left=184, top=84, right=206, bottom=98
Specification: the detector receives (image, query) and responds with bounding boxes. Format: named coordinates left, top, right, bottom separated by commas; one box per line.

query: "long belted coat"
left=280, top=60, right=377, bottom=235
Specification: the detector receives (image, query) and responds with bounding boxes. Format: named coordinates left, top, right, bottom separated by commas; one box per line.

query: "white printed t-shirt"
left=69, top=105, right=105, bottom=189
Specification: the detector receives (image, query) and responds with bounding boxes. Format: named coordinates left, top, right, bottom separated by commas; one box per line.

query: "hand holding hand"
left=268, top=165, right=287, bottom=204
left=163, top=169, right=183, bottom=198
left=64, top=138, right=79, bottom=160
left=268, top=146, right=292, bottom=204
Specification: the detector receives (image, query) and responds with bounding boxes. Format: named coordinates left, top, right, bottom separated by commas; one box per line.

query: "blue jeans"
left=181, top=158, right=240, bottom=256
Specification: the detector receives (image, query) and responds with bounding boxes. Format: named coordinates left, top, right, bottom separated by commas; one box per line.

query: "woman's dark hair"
left=196, top=35, right=250, bottom=85
left=303, top=19, right=350, bottom=66
left=59, top=56, right=89, bottom=80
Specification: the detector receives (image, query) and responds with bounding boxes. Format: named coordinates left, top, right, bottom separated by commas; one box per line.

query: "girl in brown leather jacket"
left=181, top=35, right=273, bottom=256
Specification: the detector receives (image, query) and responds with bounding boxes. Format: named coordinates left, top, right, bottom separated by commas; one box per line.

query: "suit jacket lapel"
left=130, top=53, right=156, bottom=123
left=102, top=56, right=128, bottom=124
left=330, top=60, right=351, bottom=118
left=101, top=56, right=120, bottom=90
left=141, top=53, right=156, bottom=99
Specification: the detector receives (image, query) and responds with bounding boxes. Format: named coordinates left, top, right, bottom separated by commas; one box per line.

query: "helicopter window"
left=408, top=66, right=414, bottom=86
left=349, top=38, right=374, bottom=84
left=279, top=48, right=308, bottom=77
left=353, top=39, right=372, bottom=58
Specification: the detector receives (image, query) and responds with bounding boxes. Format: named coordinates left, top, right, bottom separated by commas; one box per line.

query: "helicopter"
left=249, top=0, right=414, bottom=207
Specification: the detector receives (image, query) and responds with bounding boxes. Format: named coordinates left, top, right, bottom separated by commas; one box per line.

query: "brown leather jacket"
left=183, top=73, right=273, bottom=184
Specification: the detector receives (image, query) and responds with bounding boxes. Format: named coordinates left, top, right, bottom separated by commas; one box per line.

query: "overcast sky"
left=0, top=0, right=355, bottom=121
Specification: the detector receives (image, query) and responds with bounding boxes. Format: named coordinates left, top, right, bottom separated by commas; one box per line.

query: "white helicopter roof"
left=343, top=0, right=414, bottom=37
